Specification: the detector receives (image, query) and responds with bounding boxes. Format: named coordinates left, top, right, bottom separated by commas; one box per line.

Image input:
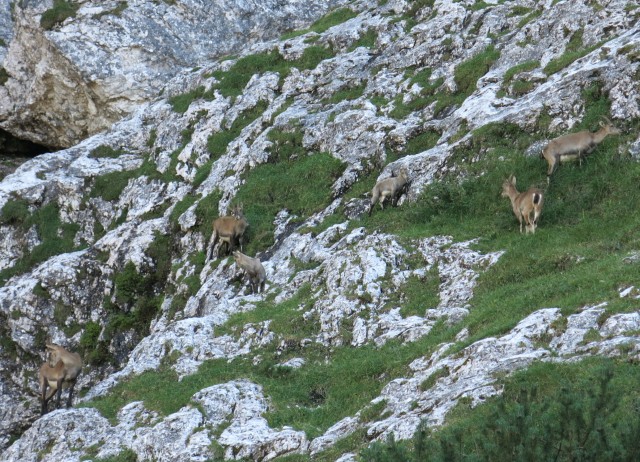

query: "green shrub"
left=40, top=0, right=79, bottom=30
left=362, top=359, right=640, bottom=462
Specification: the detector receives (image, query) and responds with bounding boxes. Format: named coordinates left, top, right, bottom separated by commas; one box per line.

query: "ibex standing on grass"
left=208, top=203, right=248, bottom=260
left=233, top=250, right=266, bottom=294
left=502, top=175, right=544, bottom=234
left=39, top=344, right=83, bottom=415
left=368, top=168, right=410, bottom=216
left=542, top=117, right=621, bottom=182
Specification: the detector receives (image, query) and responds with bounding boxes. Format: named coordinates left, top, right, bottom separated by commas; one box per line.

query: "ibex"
left=542, top=117, right=621, bottom=182
left=368, top=168, right=410, bottom=216
left=501, top=175, right=544, bottom=234
left=233, top=250, right=266, bottom=294
left=39, top=344, right=83, bottom=415
left=208, top=203, right=248, bottom=260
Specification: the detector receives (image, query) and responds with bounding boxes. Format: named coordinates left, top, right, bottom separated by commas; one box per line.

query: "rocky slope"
left=0, top=0, right=348, bottom=148
left=1, top=0, right=639, bottom=460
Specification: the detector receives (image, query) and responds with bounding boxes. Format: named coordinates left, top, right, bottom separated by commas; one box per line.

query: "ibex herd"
left=31, top=112, right=620, bottom=420
left=501, top=116, right=621, bottom=234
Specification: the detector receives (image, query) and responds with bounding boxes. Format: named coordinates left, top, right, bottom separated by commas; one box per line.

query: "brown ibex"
left=233, top=250, right=266, bottom=294
left=368, top=168, right=410, bottom=216
left=501, top=175, right=544, bottom=234
left=542, top=117, right=621, bottom=182
left=208, top=203, right=248, bottom=260
left=39, top=344, right=83, bottom=415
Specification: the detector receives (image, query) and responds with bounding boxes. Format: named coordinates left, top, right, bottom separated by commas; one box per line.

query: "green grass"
left=349, top=29, right=378, bottom=51
left=210, top=46, right=335, bottom=98
left=207, top=99, right=269, bottom=159
left=89, top=145, right=125, bottom=158
left=0, top=202, right=81, bottom=285
left=40, top=0, right=79, bottom=30
left=322, top=82, right=367, bottom=105
left=498, top=60, right=540, bottom=97
left=83, top=319, right=459, bottom=438
left=389, top=68, right=444, bottom=119
left=431, top=45, right=500, bottom=117
left=0, top=67, right=8, bottom=86
left=225, top=127, right=345, bottom=254
left=544, top=29, right=602, bottom=75
left=168, top=86, right=206, bottom=113
left=281, top=7, right=358, bottom=39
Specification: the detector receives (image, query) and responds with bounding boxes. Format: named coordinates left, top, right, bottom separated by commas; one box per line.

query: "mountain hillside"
left=1, top=0, right=640, bottom=460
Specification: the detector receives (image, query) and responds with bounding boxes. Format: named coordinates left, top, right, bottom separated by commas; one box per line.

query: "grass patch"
left=207, top=99, right=269, bottom=159
left=432, top=45, right=500, bottom=117
left=349, top=29, right=378, bottom=51
left=281, top=7, right=358, bottom=39
left=210, top=46, right=334, bottom=98
left=168, top=86, right=206, bottom=113
left=0, top=202, right=81, bottom=285
left=89, top=145, right=125, bottom=158
left=544, top=29, right=602, bottom=75
left=83, top=320, right=459, bottom=438
left=40, top=0, right=79, bottom=30
left=0, top=67, right=8, bottom=85
left=389, top=68, right=444, bottom=119
left=233, top=128, right=345, bottom=254
left=322, top=82, right=367, bottom=105
left=400, top=129, right=441, bottom=156
left=498, top=60, right=540, bottom=97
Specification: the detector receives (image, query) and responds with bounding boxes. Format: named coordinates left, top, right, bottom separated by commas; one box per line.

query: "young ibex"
left=542, top=117, right=621, bottom=182
left=208, top=203, right=249, bottom=260
left=233, top=250, right=266, bottom=294
left=501, top=175, right=544, bottom=234
left=368, top=168, right=410, bottom=216
left=39, top=344, right=83, bottom=415
left=39, top=359, right=65, bottom=416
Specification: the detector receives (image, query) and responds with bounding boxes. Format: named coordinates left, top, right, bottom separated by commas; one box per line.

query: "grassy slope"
left=59, top=4, right=640, bottom=461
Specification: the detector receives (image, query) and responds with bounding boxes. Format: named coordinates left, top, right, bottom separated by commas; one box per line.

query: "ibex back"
left=501, top=175, right=544, bottom=234
left=542, top=117, right=620, bottom=182
left=368, top=168, right=409, bottom=216
left=208, top=204, right=248, bottom=260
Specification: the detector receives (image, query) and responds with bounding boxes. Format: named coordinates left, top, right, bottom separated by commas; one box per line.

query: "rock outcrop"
left=0, top=0, right=349, bottom=148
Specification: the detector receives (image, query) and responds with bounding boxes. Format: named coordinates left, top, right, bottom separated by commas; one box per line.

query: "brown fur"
left=39, top=344, right=83, bottom=415
left=542, top=119, right=620, bottom=181
left=208, top=203, right=249, bottom=260
left=501, top=175, right=544, bottom=234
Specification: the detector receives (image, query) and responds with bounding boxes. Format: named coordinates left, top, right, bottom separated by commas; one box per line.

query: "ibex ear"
left=45, top=344, right=55, bottom=351
left=508, top=175, right=516, bottom=185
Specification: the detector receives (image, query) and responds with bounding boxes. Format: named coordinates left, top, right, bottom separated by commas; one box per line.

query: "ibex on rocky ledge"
left=208, top=203, right=248, bottom=260
left=39, top=344, right=82, bottom=415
